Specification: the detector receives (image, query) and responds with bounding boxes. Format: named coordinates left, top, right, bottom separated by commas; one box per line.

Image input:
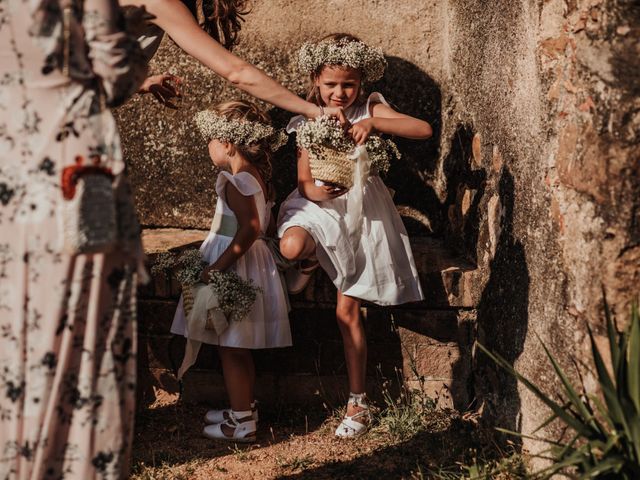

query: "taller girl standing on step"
left=278, top=33, right=433, bottom=438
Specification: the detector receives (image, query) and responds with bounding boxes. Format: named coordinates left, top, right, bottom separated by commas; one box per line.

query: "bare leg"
left=335, top=291, right=368, bottom=420
left=280, top=226, right=316, bottom=261
left=218, top=346, right=254, bottom=435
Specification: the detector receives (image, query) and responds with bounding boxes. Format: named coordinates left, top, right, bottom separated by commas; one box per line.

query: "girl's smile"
left=315, top=65, right=362, bottom=110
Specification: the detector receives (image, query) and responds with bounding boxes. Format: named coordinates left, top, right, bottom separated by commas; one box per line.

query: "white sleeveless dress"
left=171, top=171, right=292, bottom=348
left=277, top=93, right=424, bottom=306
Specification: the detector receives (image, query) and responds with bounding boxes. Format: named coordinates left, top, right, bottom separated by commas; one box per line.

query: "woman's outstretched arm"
left=122, top=0, right=342, bottom=120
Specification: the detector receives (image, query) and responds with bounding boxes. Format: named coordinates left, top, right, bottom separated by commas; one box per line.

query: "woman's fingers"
left=151, top=87, right=179, bottom=109
left=151, top=89, right=166, bottom=105
left=161, top=74, right=182, bottom=97
left=323, top=106, right=350, bottom=129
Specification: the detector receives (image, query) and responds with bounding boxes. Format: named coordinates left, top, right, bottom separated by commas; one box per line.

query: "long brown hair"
left=305, top=33, right=366, bottom=106
left=213, top=101, right=275, bottom=200
left=185, top=0, right=250, bottom=50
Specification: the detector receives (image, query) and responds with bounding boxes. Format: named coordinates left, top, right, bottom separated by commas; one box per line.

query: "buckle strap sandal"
left=335, top=392, right=371, bottom=438
left=204, top=401, right=258, bottom=424
left=203, top=410, right=256, bottom=443
left=285, top=258, right=320, bottom=294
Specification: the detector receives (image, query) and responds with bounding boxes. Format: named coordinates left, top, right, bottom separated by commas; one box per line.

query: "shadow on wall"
left=270, top=55, right=443, bottom=238
left=474, top=167, right=530, bottom=440
left=379, top=56, right=443, bottom=237
left=442, top=125, right=486, bottom=264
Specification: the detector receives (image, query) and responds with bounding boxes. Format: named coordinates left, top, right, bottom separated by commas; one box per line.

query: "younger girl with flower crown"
left=278, top=33, right=433, bottom=438
left=171, top=101, right=290, bottom=443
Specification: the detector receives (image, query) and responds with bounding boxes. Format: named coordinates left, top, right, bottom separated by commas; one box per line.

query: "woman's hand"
left=349, top=118, right=376, bottom=145
left=139, top=73, right=182, bottom=108
left=319, top=106, right=350, bottom=129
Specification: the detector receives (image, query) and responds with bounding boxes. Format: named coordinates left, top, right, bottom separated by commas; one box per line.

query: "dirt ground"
left=130, top=393, right=491, bottom=480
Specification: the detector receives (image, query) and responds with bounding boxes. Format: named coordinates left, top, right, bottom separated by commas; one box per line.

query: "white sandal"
left=203, top=411, right=256, bottom=443
left=204, top=401, right=258, bottom=424
left=335, top=393, right=370, bottom=438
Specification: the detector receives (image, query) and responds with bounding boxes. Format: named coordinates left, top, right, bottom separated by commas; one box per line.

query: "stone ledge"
left=138, top=300, right=474, bottom=347
left=140, top=228, right=479, bottom=307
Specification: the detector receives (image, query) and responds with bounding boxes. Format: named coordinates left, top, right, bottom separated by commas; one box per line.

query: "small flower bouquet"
left=151, top=249, right=260, bottom=328
left=296, top=115, right=401, bottom=189
left=207, top=270, right=260, bottom=323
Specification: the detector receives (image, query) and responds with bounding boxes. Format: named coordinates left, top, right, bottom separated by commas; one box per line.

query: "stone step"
left=137, top=300, right=474, bottom=409
left=139, top=228, right=479, bottom=308
left=137, top=228, right=477, bottom=411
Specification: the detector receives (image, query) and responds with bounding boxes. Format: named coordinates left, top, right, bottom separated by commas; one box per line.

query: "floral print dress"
left=0, top=0, right=146, bottom=478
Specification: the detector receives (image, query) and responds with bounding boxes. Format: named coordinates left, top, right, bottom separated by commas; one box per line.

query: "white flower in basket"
left=296, top=115, right=401, bottom=189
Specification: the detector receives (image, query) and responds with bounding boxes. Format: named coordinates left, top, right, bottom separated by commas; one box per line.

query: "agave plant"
left=478, top=297, right=640, bottom=479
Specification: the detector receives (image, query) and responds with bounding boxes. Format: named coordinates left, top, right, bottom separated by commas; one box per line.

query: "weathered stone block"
left=138, top=299, right=178, bottom=335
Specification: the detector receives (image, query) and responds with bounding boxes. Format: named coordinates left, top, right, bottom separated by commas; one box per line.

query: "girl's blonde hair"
left=185, top=0, right=250, bottom=50
left=213, top=100, right=275, bottom=200
left=305, top=33, right=367, bottom=106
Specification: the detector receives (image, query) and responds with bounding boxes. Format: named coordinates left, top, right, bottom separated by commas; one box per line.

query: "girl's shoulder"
left=347, top=92, right=390, bottom=123
left=216, top=171, right=264, bottom=199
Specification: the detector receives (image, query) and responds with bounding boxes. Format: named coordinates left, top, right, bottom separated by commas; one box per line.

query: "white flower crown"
left=298, top=38, right=387, bottom=83
left=194, top=111, right=288, bottom=152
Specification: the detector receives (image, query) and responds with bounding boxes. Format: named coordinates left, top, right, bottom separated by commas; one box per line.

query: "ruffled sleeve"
left=215, top=171, right=263, bottom=202
left=365, top=92, right=390, bottom=116
left=286, top=114, right=307, bottom=134
left=344, top=92, right=390, bottom=124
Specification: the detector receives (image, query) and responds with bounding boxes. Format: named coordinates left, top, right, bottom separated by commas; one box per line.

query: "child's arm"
left=296, top=148, right=348, bottom=202
left=200, top=182, right=260, bottom=281
left=349, top=103, right=433, bottom=145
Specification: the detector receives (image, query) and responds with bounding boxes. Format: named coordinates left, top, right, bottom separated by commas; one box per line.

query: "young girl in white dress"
left=278, top=34, right=433, bottom=438
left=171, top=100, right=291, bottom=442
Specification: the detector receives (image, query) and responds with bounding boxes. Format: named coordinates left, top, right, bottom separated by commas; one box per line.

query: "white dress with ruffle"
left=277, top=93, right=424, bottom=305
left=171, top=171, right=292, bottom=349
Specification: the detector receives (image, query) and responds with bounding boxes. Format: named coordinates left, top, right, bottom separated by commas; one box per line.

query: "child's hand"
left=200, top=265, right=217, bottom=283
left=319, top=182, right=348, bottom=200
left=139, top=73, right=182, bottom=109
left=349, top=118, right=376, bottom=145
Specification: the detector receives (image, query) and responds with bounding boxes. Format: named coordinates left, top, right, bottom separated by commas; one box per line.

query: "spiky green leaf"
left=538, top=335, right=604, bottom=436
left=588, top=324, right=630, bottom=437
left=627, top=302, right=640, bottom=413
left=603, top=292, right=621, bottom=370
left=478, top=343, right=593, bottom=437
left=579, top=455, right=625, bottom=478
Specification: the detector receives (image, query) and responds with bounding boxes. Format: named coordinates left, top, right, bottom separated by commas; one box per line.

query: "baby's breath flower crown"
left=194, top=110, right=288, bottom=152
left=298, top=38, right=387, bottom=83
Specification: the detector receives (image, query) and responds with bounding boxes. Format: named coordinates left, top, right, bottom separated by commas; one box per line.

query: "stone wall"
left=438, top=0, right=639, bottom=448
left=117, top=0, right=640, bottom=458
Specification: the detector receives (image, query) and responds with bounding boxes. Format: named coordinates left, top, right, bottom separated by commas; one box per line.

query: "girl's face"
left=314, top=65, right=362, bottom=109
left=208, top=139, right=231, bottom=168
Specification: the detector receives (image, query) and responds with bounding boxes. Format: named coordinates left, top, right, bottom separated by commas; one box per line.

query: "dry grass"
left=130, top=389, right=528, bottom=480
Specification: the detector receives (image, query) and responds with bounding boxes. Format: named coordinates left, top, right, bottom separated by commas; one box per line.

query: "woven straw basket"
left=181, top=283, right=217, bottom=330
left=308, top=145, right=355, bottom=189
